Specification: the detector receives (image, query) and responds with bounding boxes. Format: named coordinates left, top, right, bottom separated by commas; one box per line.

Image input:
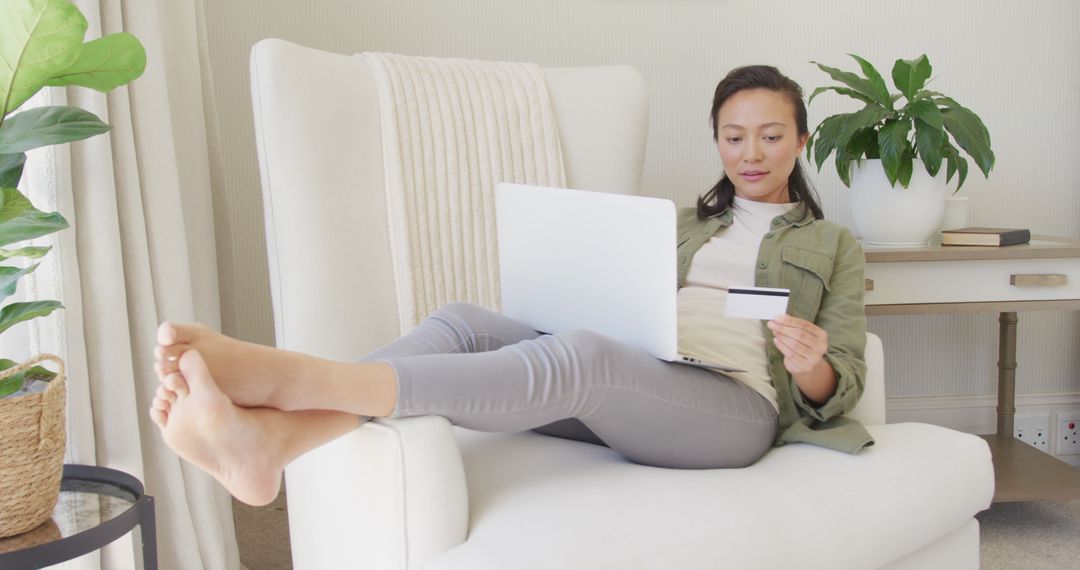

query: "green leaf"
left=0, top=374, right=22, bottom=398
left=847, top=127, right=877, bottom=160
left=808, top=86, right=874, bottom=106
left=0, top=0, right=88, bottom=117
left=914, top=90, right=945, bottom=101
left=811, top=61, right=884, bottom=107
left=864, top=129, right=881, bottom=158
left=0, top=262, right=39, bottom=304
left=44, top=33, right=146, bottom=92
left=809, top=104, right=890, bottom=173
left=809, top=113, right=852, bottom=171
left=836, top=104, right=891, bottom=150
left=0, top=357, right=54, bottom=398
left=847, top=54, right=892, bottom=108
left=939, top=103, right=995, bottom=178
left=0, top=106, right=111, bottom=154
left=0, top=187, right=69, bottom=247
left=897, top=151, right=915, bottom=188
left=0, top=299, right=62, bottom=335
left=891, top=55, right=932, bottom=100
left=835, top=151, right=851, bottom=187
left=877, top=119, right=912, bottom=186
left=906, top=100, right=943, bottom=130
left=0, top=245, right=50, bottom=260
left=914, top=119, right=945, bottom=176
left=0, top=153, right=26, bottom=188
left=941, top=142, right=970, bottom=190
left=833, top=127, right=877, bottom=187
left=0, top=357, right=21, bottom=398
left=23, top=364, right=56, bottom=381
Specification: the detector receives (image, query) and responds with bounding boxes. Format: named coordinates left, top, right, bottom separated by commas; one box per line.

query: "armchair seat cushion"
left=426, top=423, right=992, bottom=570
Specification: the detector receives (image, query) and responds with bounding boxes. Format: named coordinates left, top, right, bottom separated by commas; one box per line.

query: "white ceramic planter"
left=849, top=158, right=946, bottom=246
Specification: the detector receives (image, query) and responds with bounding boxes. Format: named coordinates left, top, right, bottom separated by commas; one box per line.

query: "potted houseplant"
left=0, top=0, right=145, bottom=537
left=806, top=54, right=995, bottom=245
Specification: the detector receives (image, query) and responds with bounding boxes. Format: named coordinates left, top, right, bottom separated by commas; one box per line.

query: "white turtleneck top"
left=676, top=196, right=796, bottom=410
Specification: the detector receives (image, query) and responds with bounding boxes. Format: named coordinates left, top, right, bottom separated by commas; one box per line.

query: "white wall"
left=202, top=0, right=1080, bottom=402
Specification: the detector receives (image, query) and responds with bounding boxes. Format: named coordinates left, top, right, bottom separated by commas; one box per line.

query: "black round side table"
left=0, top=464, right=157, bottom=569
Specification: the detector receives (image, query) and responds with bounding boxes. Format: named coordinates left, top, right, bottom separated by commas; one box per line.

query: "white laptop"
left=495, top=182, right=745, bottom=372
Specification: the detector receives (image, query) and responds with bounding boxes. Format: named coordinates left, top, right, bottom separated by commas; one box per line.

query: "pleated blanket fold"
left=359, top=52, right=566, bottom=331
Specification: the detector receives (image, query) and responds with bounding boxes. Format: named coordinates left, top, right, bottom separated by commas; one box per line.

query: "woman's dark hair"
left=697, top=65, right=824, bottom=220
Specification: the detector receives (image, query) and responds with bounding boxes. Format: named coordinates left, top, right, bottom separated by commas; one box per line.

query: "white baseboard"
left=886, top=392, right=1080, bottom=465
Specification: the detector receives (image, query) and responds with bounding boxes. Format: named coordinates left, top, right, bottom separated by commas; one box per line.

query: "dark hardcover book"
left=941, top=227, right=1031, bottom=246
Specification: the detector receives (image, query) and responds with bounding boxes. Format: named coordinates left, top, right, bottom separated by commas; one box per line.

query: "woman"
left=149, top=65, right=870, bottom=507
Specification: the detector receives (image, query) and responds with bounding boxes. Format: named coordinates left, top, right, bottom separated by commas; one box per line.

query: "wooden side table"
left=863, top=235, right=1080, bottom=502
left=0, top=464, right=156, bottom=569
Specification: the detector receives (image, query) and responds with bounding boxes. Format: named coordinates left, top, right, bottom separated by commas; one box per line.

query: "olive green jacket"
left=677, top=203, right=874, bottom=454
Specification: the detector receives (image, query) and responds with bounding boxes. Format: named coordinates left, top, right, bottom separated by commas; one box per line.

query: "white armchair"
left=250, top=39, right=994, bottom=569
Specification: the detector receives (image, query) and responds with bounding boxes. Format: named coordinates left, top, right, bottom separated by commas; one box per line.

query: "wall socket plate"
left=1014, top=413, right=1051, bottom=453
left=1054, top=414, right=1080, bottom=456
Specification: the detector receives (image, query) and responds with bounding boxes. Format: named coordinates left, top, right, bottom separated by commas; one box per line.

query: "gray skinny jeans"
left=366, top=302, right=777, bottom=469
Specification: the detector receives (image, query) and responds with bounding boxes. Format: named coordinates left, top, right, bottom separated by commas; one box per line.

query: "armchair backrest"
left=250, top=39, right=647, bottom=361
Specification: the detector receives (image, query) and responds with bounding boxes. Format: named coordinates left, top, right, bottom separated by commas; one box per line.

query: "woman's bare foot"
left=155, top=322, right=314, bottom=410
left=149, top=349, right=288, bottom=506
left=154, top=321, right=399, bottom=417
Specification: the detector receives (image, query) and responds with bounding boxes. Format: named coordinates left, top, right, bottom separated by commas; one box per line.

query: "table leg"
left=996, top=311, right=1018, bottom=436
left=140, top=495, right=157, bottom=570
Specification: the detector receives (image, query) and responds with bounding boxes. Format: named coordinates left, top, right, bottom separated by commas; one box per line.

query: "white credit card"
left=724, top=287, right=790, bottom=320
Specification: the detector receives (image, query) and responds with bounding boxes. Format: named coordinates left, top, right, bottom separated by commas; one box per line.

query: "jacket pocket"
left=780, top=247, right=834, bottom=319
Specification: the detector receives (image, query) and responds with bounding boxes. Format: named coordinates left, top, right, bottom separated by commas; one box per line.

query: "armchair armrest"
left=285, top=416, right=469, bottom=570
left=845, top=332, right=886, bottom=426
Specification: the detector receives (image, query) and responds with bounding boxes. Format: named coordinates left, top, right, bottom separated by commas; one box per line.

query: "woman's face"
left=715, top=88, right=808, bottom=203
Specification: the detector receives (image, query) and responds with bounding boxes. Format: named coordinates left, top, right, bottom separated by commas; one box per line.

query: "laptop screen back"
left=495, top=183, right=678, bottom=360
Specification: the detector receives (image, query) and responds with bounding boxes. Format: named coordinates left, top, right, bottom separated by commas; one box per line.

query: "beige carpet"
left=234, top=494, right=1080, bottom=569
left=976, top=499, right=1080, bottom=569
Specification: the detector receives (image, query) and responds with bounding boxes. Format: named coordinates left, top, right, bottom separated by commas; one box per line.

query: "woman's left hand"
left=766, top=314, right=829, bottom=376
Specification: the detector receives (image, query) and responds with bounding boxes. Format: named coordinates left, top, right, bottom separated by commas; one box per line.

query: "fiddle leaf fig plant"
left=0, top=0, right=145, bottom=398
left=805, top=54, right=995, bottom=192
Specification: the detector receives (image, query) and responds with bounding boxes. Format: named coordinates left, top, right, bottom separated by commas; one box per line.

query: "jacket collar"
left=708, top=201, right=815, bottom=228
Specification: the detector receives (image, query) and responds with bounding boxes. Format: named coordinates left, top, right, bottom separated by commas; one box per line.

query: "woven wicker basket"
left=0, top=354, right=66, bottom=538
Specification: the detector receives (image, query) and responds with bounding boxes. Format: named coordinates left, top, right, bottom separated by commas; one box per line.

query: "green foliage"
left=0, top=106, right=111, bottom=154
left=0, top=0, right=144, bottom=398
left=0, top=187, right=69, bottom=247
left=0, top=357, right=58, bottom=399
left=806, top=54, right=995, bottom=191
left=0, top=154, right=26, bottom=187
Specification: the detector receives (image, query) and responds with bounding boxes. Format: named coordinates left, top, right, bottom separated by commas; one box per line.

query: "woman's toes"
left=156, top=343, right=189, bottom=362
left=157, top=322, right=180, bottom=346
left=156, top=385, right=176, bottom=404
left=154, top=345, right=189, bottom=382
left=151, top=395, right=171, bottom=415
left=164, top=373, right=190, bottom=398
left=150, top=406, right=167, bottom=428
left=155, top=360, right=178, bottom=381
left=155, top=346, right=189, bottom=377
left=158, top=321, right=205, bottom=347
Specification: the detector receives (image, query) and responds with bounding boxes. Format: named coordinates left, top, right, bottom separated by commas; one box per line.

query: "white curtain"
left=21, top=0, right=240, bottom=568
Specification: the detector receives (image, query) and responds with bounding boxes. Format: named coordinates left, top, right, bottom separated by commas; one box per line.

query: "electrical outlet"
left=1014, top=413, right=1050, bottom=453
left=1054, top=414, right=1080, bottom=456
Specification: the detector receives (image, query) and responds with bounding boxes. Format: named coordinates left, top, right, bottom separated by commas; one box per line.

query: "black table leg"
left=140, top=495, right=157, bottom=570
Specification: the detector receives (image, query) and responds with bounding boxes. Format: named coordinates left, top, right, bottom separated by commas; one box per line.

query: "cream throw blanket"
left=360, top=52, right=566, bottom=331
